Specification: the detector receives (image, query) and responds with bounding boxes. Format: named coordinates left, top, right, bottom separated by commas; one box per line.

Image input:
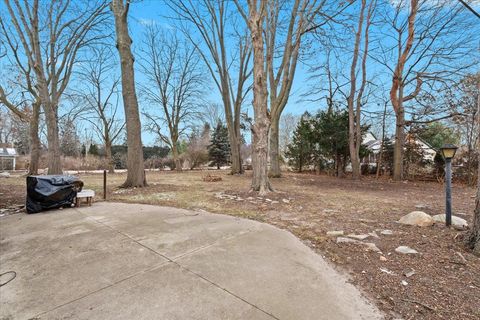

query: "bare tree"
left=202, top=103, right=225, bottom=130
left=234, top=0, right=271, bottom=194
left=0, top=109, right=13, bottom=144
left=375, top=0, right=478, bottom=180
left=263, top=0, right=331, bottom=178
left=0, top=87, right=41, bottom=174
left=140, top=28, right=204, bottom=171
left=2, top=0, right=109, bottom=174
left=303, top=48, right=349, bottom=114
left=76, top=47, right=124, bottom=173
left=234, top=0, right=330, bottom=192
left=167, top=0, right=251, bottom=175
left=279, top=113, right=299, bottom=156
left=347, top=0, right=375, bottom=179
left=467, top=80, right=480, bottom=255
left=111, top=0, right=146, bottom=187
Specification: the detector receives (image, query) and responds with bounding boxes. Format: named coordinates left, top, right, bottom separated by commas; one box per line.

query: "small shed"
left=0, top=147, right=18, bottom=170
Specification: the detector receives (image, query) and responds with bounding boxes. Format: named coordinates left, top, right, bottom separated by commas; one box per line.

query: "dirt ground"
left=1, top=170, right=479, bottom=320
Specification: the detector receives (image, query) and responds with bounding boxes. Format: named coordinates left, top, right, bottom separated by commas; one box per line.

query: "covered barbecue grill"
left=26, top=175, right=83, bottom=213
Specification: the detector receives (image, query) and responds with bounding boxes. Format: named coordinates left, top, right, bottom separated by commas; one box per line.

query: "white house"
left=0, top=147, right=18, bottom=170
left=361, top=133, right=437, bottom=164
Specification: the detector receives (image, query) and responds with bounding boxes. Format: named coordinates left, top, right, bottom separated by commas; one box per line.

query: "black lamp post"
left=440, top=144, right=458, bottom=227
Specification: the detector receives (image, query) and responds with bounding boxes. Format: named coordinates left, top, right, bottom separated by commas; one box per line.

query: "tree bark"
left=468, top=169, right=480, bottom=255
left=269, top=115, right=281, bottom=177
left=347, top=0, right=366, bottom=180
left=376, top=101, right=387, bottom=179
left=467, top=82, right=480, bottom=255
left=393, top=108, right=405, bottom=180
left=28, top=102, right=41, bottom=175
left=226, top=117, right=243, bottom=174
left=105, top=139, right=114, bottom=174
left=44, top=103, right=62, bottom=174
left=248, top=1, right=271, bottom=195
left=112, top=0, right=146, bottom=187
left=172, top=143, right=182, bottom=171
left=390, top=0, right=418, bottom=181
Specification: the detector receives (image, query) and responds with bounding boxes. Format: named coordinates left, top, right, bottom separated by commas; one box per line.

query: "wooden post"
left=103, top=169, right=107, bottom=200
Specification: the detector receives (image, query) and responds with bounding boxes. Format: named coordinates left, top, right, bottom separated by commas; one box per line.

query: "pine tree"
left=88, top=143, right=99, bottom=156
left=208, top=123, right=230, bottom=169
left=285, top=113, right=313, bottom=172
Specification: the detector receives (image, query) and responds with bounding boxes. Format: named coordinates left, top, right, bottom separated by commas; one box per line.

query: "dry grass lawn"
left=1, top=170, right=479, bottom=319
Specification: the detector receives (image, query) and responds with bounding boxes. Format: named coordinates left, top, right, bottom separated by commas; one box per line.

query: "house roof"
left=0, top=148, right=18, bottom=157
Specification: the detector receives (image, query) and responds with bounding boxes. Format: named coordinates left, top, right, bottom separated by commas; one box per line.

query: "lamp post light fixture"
left=440, top=144, right=458, bottom=227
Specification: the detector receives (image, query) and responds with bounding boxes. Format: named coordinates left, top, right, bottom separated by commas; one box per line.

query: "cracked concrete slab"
left=0, top=202, right=382, bottom=320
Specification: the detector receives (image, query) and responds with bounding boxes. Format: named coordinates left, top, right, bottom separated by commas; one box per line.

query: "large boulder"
left=398, top=211, right=434, bottom=227
left=432, top=214, right=468, bottom=230
left=0, top=172, right=10, bottom=178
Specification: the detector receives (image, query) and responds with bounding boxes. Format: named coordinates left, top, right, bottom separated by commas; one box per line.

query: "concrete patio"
left=0, top=202, right=382, bottom=320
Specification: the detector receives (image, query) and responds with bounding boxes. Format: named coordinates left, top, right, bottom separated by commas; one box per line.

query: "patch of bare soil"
left=0, top=182, right=25, bottom=215
left=1, top=170, right=478, bottom=319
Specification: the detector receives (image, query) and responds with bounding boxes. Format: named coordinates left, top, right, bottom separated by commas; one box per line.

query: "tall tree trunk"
left=347, top=0, right=366, bottom=180
left=249, top=3, right=271, bottom=195
left=172, top=144, right=182, bottom=171
left=269, top=115, right=281, bottom=177
left=28, top=102, right=41, bottom=175
left=467, top=83, right=480, bottom=255
left=376, top=102, right=387, bottom=179
left=112, top=0, right=146, bottom=187
left=44, top=104, right=62, bottom=174
left=390, top=0, right=417, bottom=181
left=105, top=139, right=114, bottom=174
left=226, top=123, right=242, bottom=174
left=393, top=107, right=405, bottom=180
left=223, top=93, right=243, bottom=175
left=468, top=166, right=480, bottom=255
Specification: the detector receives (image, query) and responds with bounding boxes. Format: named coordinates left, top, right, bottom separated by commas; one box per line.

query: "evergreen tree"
left=285, top=113, right=313, bottom=172
left=88, top=143, right=99, bottom=156
left=285, top=109, right=370, bottom=175
left=208, top=123, right=230, bottom=169
left=81, top=144, right=87, bottom=158
left=313, top=110, right=350, bottom=174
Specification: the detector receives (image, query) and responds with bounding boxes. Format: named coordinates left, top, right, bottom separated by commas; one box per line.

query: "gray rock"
left=368, top=231, right=380, bottom=239
left=398, top=211, right=434, bottom=227
left=395, top=246, right=419, bottom=254
left=347, top=234, right=370, bottom=240
left=380, top=268, right=395, bottom=275
left=0, top=172, right=10, bottom=178
left=364, top=243, right=381, bottom=252
left=282, top=199, right=290, bottom=204
left=415, top=204, right=427, bottom=209
left=432, top=214, right=468, bottom=229
left=380, top=230, right=393, bottom=235
left=327, top=230, right=344, bottom=236
left=336, top=237, right=361, bottom=244
left=403, top=268, right=416, bottom=278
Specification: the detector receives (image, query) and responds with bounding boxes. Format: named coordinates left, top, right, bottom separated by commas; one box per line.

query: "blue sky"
left=1, top=0, right=479, bottom=147
left=124, top=0, right=479, bottom=146
left=127, top=0, right=315, bottom=145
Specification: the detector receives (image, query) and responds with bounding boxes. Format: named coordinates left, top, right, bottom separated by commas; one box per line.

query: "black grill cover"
left=26, top=175, right=84, bottom=213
